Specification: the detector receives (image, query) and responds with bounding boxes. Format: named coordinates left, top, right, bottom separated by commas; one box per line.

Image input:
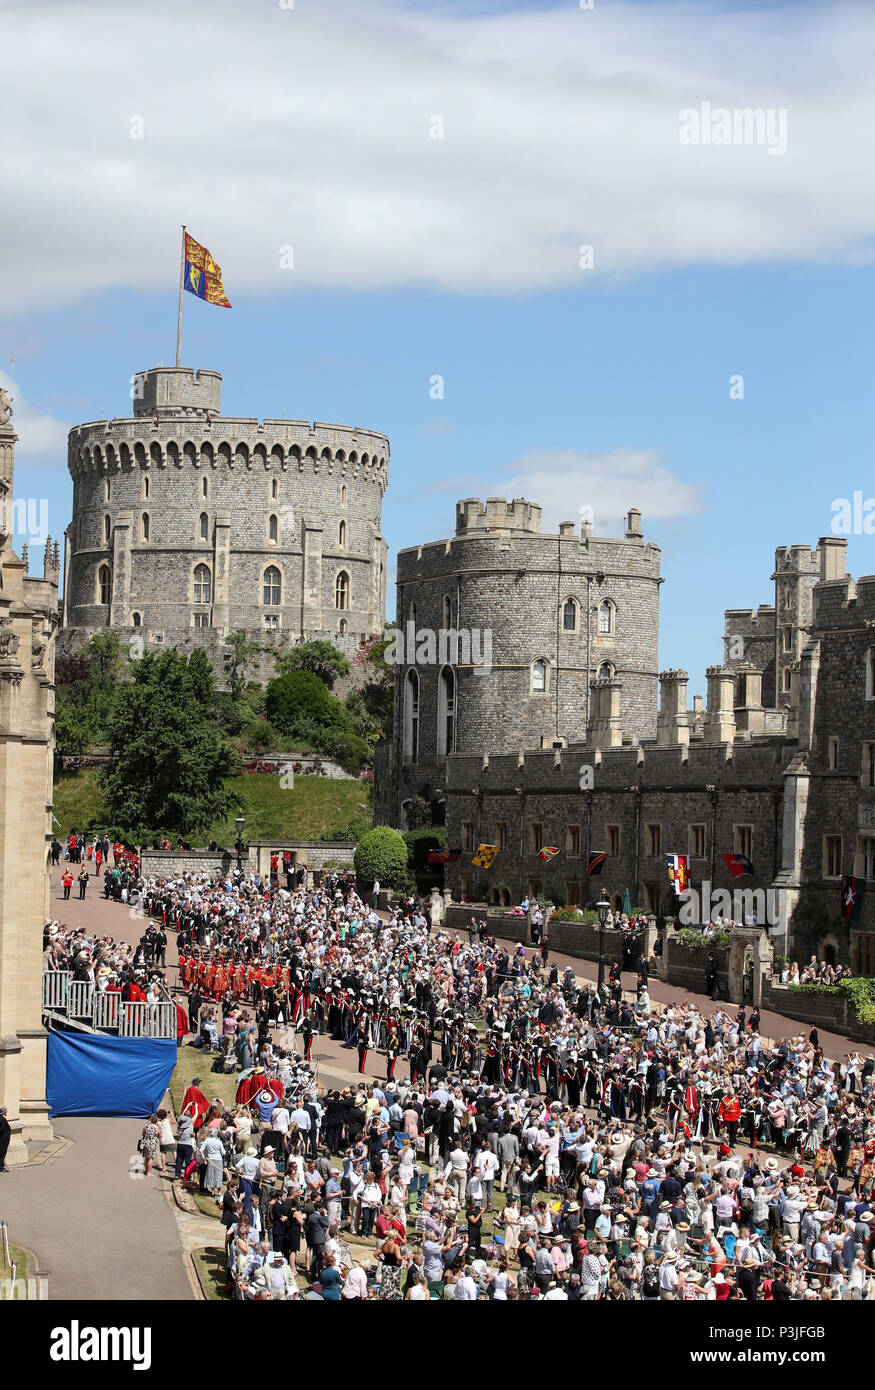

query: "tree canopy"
left=99, top=648, right=235, bottom=839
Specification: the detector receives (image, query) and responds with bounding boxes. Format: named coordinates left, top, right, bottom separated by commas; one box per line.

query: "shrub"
left=403, top=826, right=447, bottom=871
left=550, top=906, right=600, bottom=924
left=353, top=825, right=409, bottom=886
left=675, top=928, right=731, bottom=951
left=244, top=718, right=278, bottom=754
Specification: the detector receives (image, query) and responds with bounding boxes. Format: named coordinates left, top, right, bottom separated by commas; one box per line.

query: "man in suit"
left=0, top=1106, right=11, bottom=1172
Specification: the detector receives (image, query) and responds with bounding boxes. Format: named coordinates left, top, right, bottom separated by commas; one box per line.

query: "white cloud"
left=0, top=0, right=873, bottom=312
left=0, top=372, right=69, bottom=459
left=493, top=447, right=704, bottom=535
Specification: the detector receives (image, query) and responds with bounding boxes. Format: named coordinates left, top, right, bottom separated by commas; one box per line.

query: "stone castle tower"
left=0, top=386, right=59, bottom=1161
left=61, top=366, right=389, bottom=668
left=377, top=497, right=661, bottom=825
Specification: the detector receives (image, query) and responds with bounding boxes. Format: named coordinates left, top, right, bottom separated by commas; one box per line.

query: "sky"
left=1, top=0, right=874, bottom=697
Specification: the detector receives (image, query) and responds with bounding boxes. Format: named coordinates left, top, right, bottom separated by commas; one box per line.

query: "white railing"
left=67, top=981, right=94, bottom=1017
left=43, top=972, right=175, bottom=1038
left=92, top=993, right=120, bottom=1031
left=42, top=972, right=70, bottom=1010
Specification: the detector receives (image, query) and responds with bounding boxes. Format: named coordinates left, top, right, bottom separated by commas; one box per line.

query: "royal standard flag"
left=472, top=844, right=498, bottom=869
left=184, top=232, right=231, bottom=307
left=538, top=846, right=560, bottom=862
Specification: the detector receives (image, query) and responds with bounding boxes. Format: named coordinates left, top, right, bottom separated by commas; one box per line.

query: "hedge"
left=787, top=977, right=875, bottom=1026
left=674, top=928, right=731, bottom=951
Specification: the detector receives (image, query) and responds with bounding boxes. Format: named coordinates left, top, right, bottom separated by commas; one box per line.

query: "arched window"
left=141, top=512, right=150, bottom=542
left=193, top=564, right=211, bottom=604
left=598, top=600, right=615, bottom=635
left=199, top=512, right=209, bottom=542
left=403, top=669, right=419, bottom=763
left=202, top=476, right=208, bottom=498
left=341, top=484, right=348, bottom=507
left=104, top=514, right=111, bottom=545
left=338, top=519, right=346, bottom=550
left=105, top=479, right=111, bottom=503
left=263, top=566, right=281, bottom=605
left=335, top=571, right=349, bottom=610
left=339, top=618, right=347, bottom=636
left=531, top=659, right=548, bottom=694
left=132, top=612, right=141, bottom=627
left=271, top=478, right=278, bottom=500
left=268, top=513, right=278, bottom=544
left=98, top=564, right=111, bottom=605
left=867, top=649, right=875, bottom=701
left=142, top=475, right=149, bottom=500
left=598, top=661, right=615, bottom=678
left=437, top=665, right=456, bottom=757
left=442, top=595, right=452, bottom=629
left=563, top=597, right=578, bottom=631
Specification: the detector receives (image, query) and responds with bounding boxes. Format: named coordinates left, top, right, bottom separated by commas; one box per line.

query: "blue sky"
left=2, top=0, right=874, bottom=696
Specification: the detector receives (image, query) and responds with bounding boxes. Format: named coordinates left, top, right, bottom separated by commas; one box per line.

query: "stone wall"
left=140, top=848, right=238, bottom=878
left=440, top=739, right=787, bottom=914
left=762, top=978, right=875, bottom=1045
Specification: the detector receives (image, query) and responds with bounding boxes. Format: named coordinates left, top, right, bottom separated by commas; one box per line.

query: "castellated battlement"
left=455, top=497, right=542, bottom=535
left=443, top=737, right=792, bottom=795
left=812, top=574, right=872, bottom=628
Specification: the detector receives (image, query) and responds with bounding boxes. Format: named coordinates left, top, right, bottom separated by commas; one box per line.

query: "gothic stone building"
left=375, top=500, right=873, bottom=970
left=61, top=366, right=389, bottom=675
left=0, top=388, right=59, bottom=1162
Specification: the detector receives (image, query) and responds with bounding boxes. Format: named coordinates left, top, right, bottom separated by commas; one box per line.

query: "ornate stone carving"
left=31, top=619, right=47, bottom=671
left=0, top=388, right=12, bottom=427
left=0, top=615, right=20, bottom=659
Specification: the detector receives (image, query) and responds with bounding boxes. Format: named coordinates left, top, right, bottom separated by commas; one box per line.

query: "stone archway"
left=821, top=934, right=839, bottom=967
left=727, top=927, right=765, bottom=1004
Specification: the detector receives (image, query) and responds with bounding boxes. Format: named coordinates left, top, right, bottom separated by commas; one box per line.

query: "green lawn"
left=193, top=1247, right=227, bottom=1300
left=169, top=1043, right=241, bottom=1116
left=51, top=767, right=372, bottom=843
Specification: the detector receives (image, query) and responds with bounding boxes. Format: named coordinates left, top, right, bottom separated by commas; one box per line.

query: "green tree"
left=354, top=825, right=409, bottom=886
left=54, top=700, right=96, bottom=757
left=99, top=649, right=235, bottom=839
left=276, top=640, right=350, bottom=691
left=223, top=630, right=262, bottom=701
left=265, top=670, right=348, bottom=739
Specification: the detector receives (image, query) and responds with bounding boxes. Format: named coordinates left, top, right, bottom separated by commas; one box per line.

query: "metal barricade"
left=67, top=980, right=94, bottom=1017
left=41, top=971, right=70, bottom=1011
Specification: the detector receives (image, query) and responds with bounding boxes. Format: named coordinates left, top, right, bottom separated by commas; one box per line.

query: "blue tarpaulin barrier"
left=46, top=1029, right=176, bottom=1117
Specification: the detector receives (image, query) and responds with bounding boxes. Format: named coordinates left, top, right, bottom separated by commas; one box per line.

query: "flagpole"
left=176, top=224, right=186, bottom=367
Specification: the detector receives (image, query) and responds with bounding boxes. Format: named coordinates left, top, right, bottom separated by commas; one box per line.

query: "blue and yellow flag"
left=183, top=232, right=231, bottom=307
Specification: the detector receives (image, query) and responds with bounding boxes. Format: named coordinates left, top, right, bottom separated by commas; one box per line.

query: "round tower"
left=62, top=366, right=389, bottom=665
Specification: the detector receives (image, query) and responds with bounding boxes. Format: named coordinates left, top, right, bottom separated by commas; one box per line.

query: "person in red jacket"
left=719, top=1089, right=742, bottom=1148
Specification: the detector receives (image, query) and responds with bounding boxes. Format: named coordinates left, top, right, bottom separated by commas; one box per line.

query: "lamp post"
left=235, top=813, right=246, bottom=872
left=596, top=893, right=610, bottom=996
